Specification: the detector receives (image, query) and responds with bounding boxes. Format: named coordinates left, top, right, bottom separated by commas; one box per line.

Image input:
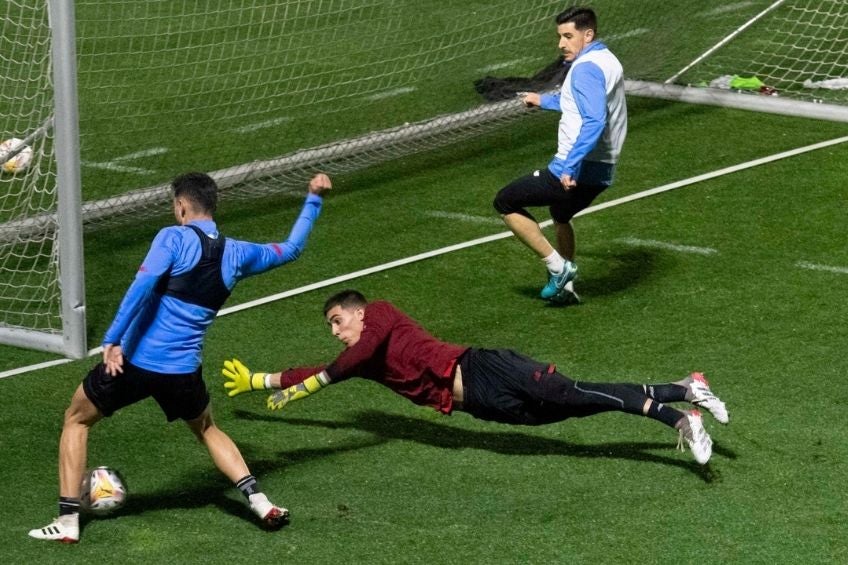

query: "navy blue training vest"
left=155, top=224, right=231, bottom=311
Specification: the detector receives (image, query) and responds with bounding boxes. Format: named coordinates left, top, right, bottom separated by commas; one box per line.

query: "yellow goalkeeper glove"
left=267, top=372, right=329, bottom=411
left=221, top=358, right=268, bottom=397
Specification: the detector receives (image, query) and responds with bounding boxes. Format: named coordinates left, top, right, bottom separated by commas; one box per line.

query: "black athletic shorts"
left=492, top=168, right=608, bottom=224
left=459, top=347, right=577, bottom=426
left=83, top=360, right=209, bottom=422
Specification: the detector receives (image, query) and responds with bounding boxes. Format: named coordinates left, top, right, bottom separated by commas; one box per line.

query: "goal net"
left=0, top=1, right=70, bottom=355
left=2, top=0, right=848, bottom=356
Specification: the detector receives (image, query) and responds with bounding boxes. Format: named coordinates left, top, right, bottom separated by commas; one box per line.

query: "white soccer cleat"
left=677, top=410, right=713, bottom=465
left=688, top=372, right=729, bottom=424
left=28, top=515, right=79, bottom=543
left=248, top=493, right=290, bottom=530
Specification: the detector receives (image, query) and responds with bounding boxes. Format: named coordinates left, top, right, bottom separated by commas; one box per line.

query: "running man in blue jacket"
left=494, top=7, right=627, bottom=304
left=29, top=171, right=332, bottom=543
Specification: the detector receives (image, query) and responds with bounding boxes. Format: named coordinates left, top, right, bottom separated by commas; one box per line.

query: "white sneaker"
left=28, top=514, right=79, bottom=543
left=677, top=410, right=713, bottom=465
left=248, top=493, right=290, bottom=530
left=688, top=372, right=729, bottom=424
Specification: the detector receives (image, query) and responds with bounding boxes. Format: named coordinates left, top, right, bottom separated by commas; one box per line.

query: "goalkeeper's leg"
left=187, top=407, right=289, bottom=529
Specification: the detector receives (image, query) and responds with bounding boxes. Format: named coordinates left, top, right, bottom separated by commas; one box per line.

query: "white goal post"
left=0, top=0, right=85, bottom=358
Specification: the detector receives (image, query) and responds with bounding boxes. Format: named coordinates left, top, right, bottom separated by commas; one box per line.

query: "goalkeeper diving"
left=222, top=289, right=729, bottom=464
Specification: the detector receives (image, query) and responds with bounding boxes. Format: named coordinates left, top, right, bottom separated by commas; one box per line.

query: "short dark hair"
left=323, top=289, right=367, bottom=316
left=555, top=6, right=597, bottom=33
left=172, top=171, right=218, bottom=214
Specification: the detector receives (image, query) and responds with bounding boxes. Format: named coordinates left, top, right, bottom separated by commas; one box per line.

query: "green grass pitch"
left=2, top=97, right=847, bottom=563
left=2, top=2, right=848, bottom=563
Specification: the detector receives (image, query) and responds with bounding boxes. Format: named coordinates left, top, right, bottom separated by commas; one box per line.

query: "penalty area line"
left=2, top=134, right=847, bottom=380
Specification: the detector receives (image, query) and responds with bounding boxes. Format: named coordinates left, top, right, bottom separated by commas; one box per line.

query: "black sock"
left=638, top=383, right=688, bottom=403
left=59, top=496, right=80, bottom=516
left=236, top=475, right=260, bottom=499
left=646, top=400, right=685, bottom=429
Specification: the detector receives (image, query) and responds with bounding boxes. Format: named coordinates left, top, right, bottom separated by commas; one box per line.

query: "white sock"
left=543, top=251, right=565, bottom=275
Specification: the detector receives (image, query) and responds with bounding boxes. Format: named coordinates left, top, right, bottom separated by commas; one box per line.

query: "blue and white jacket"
left=539, top=41, right=627, bottom=186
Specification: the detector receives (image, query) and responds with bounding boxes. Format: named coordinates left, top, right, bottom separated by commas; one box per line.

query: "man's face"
left=557, top=22, right=594, bottom=62
left=326, top=304, right=365, bottom=348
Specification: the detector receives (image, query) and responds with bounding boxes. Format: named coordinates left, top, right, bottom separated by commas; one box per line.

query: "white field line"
left=112, top=147, right=169, bottom=160
left=425, top=211, right=503, bottom=225
left=604, top=28, right=650, bottom=42
left=796, top=261, right=848, bottom=275
left=700, top=2, right=757, bottom=17
left=615, top=237, right=718, bottom=255
left=82, top=146, right=169, bottom=175
left=365, top=87, right=417, bottom=101
left=81, top=162, right=155, bottom=174
left=2, top=134, right=847, bottom=380
left=479, top=57, right=536, bottom=73
left=233, top=116, right=292, bottom=134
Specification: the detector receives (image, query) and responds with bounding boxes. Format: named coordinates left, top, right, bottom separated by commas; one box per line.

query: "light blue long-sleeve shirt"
left=102, top=192, right=323, bottom=373
left=539, top=41, right=627, bottom=185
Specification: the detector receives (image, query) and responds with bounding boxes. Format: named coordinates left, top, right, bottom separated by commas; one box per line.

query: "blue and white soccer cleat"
left=540, top=261, right=578, bottom=300
left=549, top=280, right=581, bottom=306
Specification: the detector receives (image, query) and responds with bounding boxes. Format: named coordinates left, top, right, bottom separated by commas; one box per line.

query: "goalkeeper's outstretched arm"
left=222, top=358, right=331, bottom=410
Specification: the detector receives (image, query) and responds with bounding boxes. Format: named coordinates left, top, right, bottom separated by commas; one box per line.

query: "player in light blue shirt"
left=493, top=7, right=627, bottom=305
left=30, top=172, right=332, bottom=543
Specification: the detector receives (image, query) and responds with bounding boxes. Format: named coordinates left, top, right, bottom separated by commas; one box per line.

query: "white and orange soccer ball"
left=80, top=466, right=128, bottom=516
left=1, top=138, right=33, bottom=174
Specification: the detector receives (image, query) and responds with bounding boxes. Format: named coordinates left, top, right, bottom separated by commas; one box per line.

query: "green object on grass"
left=729, top=75, right=766, bottom=90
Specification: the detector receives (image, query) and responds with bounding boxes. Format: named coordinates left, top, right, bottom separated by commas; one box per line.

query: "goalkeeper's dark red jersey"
left=279, top=301, right=468, bottom=414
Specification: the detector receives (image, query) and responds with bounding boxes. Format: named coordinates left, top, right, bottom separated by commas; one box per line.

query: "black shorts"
left=459, top=348, right=577, bottom=426
left=492, top=168, right=608, bottom=224
left=82, top=360, right=209, bottom=422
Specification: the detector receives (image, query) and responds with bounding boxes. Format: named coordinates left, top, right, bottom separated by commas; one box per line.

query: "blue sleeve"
left=562, top=62, right=607, bottom=178
left=235, top=192, right=323, bottom=278
left=539, top=93, right=561, bottom=111
left=102, top=228, right=178, bottom=345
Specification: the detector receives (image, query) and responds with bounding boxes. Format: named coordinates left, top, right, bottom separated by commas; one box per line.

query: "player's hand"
left=266, top=374, right=327, bottom=410
left=517, top=91, right=541, bottom=107
left=560, top=174, right=577, bottom=190
left=222, top=358, right=266, bottom=397
left=102, top=344, right=124, bottom=376
left=308, top=173, right=332, bottom=196
left=267, top=388, right=293, bottom=411
left=267, top=385, right=311, bottom=410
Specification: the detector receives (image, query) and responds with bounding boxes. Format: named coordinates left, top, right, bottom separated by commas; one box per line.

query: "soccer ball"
left=1, top=138, right=33, bottom=174
left=80, top=466, right=128, bottom=516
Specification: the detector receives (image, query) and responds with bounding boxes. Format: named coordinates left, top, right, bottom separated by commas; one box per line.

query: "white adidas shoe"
left=677, top=410, right=713, bottom=465
left=688, top=372, right=729, bottom=424
left=248, top=493, right=290, bottom=530
left=28, top=514, right=79, bottom=543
